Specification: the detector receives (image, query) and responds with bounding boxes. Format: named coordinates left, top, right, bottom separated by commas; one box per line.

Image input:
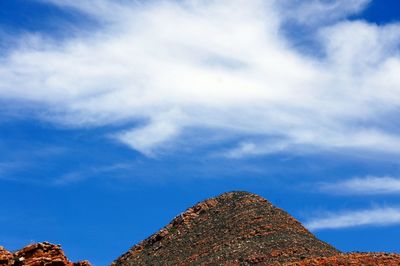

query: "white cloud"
left=305, top=207, right=400, bottom=230
left=222, top=140, right=289, bottom=158
left=320, top=176, right=400, bottom=195
left=115, top=120, right=179, bottom=157
left=1, top=0, right=400, bottom=156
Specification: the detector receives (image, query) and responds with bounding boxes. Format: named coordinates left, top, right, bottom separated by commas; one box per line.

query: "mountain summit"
left=112, top=191, right=339, bottom=265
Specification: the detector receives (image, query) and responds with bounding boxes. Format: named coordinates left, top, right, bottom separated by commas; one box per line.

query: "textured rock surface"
left=0, top=242, right=90, bottom=266
left=112, top=191, right=340, bottom=265
left=284, top=253, right=400, bottom=266
left=0, top=246, right=14, bottom=266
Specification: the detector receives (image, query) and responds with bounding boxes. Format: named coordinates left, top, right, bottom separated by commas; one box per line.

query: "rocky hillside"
left=112, top=191, right=400, bottom=266
left=0, top=242, right=90, bottom=266
left=112, top=191, right=340, bottom=265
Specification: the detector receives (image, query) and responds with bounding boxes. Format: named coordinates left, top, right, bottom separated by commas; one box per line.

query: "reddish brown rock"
left=284, top=253, right=400, bottom=266
left=71, top=261, right=91, bottom=266
left=112, top=191, right=339, bottom=266
left=0, top=246, right=14, bottom=266
left=0, top=242, right=90, bottom=266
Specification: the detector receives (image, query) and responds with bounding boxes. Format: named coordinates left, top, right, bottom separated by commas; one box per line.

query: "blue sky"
left=1, top=0, right=400, bottom=265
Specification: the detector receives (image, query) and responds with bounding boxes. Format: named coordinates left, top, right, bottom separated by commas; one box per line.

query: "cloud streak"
left=320, top=176, right=400, bottom=195
left=1, top=0, right=400, bottom=156
left=281, top=0, right=371, bottom=26
left=305, top=207, right=400, bottom=230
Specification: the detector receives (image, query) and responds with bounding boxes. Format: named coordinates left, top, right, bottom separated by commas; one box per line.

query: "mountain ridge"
left=2, top=191, right=400, bottom=266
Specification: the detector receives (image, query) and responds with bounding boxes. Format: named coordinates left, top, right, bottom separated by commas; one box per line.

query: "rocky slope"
left=112, top=191, right=340, bottom=265
left=0, top=242, right=90, bottom=266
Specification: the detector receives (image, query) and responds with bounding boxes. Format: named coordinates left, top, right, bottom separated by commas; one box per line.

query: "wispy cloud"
left=0, top=162, right=15, bottom=173
left=222, top=140, right=289, bottom=158
left=320, top=176, right=400, bottom=195
left=305, top=207, right=400, bottom=230
left=282, top=0, right=371, bottom=26
left=1, top=0, right=400, bottom=156
left=52, top=171, right=86, bottom=186
left=51, top=162, right=135, bottom=186
left=0, top=162, right=25, bottom=180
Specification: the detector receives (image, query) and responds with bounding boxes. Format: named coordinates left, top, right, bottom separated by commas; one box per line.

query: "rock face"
left=112, top=191, right=340, bottom=265
left=0, top=242, right=90, bottom=266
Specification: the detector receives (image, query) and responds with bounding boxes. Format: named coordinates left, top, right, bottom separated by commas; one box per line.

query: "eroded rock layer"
left=284, top=253, right=400, bottom=266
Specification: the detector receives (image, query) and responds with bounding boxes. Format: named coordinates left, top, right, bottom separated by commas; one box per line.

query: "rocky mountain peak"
left=112, top=191, right=339, bottom=265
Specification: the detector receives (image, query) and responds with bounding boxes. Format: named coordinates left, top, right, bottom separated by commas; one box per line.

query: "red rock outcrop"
left=0, top=246, right=14, bottom=266
left=0, top=242, right=90, bottom=266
